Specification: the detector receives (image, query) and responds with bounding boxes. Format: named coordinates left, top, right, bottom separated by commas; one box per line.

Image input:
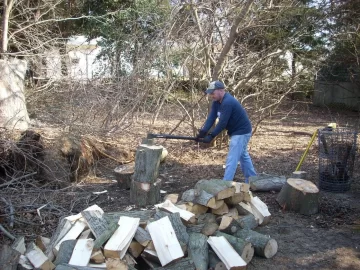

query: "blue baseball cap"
left=205, top=80, right=225, bottom=94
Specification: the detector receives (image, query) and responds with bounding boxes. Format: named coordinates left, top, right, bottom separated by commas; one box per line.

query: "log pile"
left=1, top=179, right=278, bottom=270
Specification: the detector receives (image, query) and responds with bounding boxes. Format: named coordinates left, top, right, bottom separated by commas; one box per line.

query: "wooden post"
left=130, top=144, right=163, bottom=206
left=276, top=178, right=319, bottom=215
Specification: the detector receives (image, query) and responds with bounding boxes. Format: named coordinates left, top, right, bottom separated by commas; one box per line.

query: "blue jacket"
left=202, top=93, right=252, bottom=137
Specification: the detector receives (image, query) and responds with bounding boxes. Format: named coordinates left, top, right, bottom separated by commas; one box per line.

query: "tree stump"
left=130, top=144, right=163, bottom=206
left=276, top=178, right=319, bottom=215
left=114, top=163, right=134, bottom=189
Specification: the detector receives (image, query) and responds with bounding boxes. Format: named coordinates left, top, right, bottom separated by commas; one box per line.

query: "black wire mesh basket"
left=318, top=127, right=358, bottom=192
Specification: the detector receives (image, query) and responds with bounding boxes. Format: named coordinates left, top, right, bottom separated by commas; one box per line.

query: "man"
left=196, top=80, right=256, bottom=183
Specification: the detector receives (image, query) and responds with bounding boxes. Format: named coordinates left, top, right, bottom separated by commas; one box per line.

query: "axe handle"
left=148, top=134, right=196, bottom=140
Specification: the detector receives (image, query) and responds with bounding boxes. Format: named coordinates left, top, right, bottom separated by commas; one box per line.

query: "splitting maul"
left=147, top=133, right=196, bottom=141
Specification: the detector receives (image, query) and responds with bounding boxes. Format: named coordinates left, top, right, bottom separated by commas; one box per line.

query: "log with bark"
left=195, top=179, right=236, bottom=200
left=215, top=232, right=254, bottom=264
left=276, top=178, right=319, bottom=215
left=0, top=244, right=21, bottom=270
left=249, top=174, right=286, bottom=191
left=114, top=163, right=134, bottom=189
left=130, top=144, right=163, bottom=206
left=188, top=233, right=209, bottom=270
left=234, top=229, right=278, bottom=259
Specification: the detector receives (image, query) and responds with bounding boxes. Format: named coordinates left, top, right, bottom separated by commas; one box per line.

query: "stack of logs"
left=2, top=179, right=278, bottom=270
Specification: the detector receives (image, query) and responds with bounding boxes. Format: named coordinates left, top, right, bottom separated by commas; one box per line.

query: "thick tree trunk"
left=188, top=233, right=209, bottom=270
left=0, top=59, right=29, bottom=130
left=276, top=178, right=319, bottom=215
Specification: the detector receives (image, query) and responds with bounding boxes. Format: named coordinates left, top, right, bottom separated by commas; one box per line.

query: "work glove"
left=199, top=134, right=214, bottom=143
left=196, top=129, right=207, bottom=140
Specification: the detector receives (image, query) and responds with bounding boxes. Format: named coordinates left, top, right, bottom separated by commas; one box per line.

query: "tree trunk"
left=0, top=58, right=29, bottom=130
left=276, top=178, right=319, bottom=215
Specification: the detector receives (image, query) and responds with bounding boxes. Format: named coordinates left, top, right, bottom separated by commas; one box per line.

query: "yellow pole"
left=295, top=130, right=318, bottom=171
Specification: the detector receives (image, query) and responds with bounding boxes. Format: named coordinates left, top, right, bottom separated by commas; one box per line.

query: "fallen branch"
left=0, top=223, right=16, bottom=241
left=0, top=172, right=37, bottom=189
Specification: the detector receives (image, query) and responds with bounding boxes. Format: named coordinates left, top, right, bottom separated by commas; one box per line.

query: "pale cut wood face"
left=287, top=178, right=319, bottom=193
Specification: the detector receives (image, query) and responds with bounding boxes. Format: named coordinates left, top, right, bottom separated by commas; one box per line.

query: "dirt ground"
left=1, top=99, right=360, bottom=269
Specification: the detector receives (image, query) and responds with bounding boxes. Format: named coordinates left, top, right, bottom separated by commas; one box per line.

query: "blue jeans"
left=223, top=133, right=256, bottom=183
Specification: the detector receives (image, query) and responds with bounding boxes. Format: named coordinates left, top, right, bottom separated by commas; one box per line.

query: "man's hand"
left=198, top=134, right=214, bottom=143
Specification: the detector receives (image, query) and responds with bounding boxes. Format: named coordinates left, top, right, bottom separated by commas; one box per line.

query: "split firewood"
left=146, top=216, right=184, bottom=266
left=179, top=202, right=208, bottom=215
left=81, top=206, right=109, bottom=239
left=218, top=216, right=242, bottom=235
left=127, top=241, right=144, bottom=258
left=90, top=249, right=105, bottom=264
left=45, top=218, right=73, bottom=261
left=155, top=200, right=195, bottom=223
left=105, top=258, right=128, bottom=270
left=208, top=199, right=225, bottom=210
left=234, top=229, right=278, bottom=259
left=0, top=244, right=21, bottom=270
left=55, top=263, right=107, bottom=270
left=53, top=240, right=77, bottom=266
left=93, top=222, right=118, bottom=250
left=12, top=236, right=26, bottom=255
left=154, top=211, right=189, bottom=245
left=26, top=242, right=55, bottom=270
left=235, top=214, right=258, bottom=230
left=188, top=233, right=209, bottom=270
left=197, top=213, right=217, bottom=224
left=152, top=257, right=196, bottom=270
left=54, top=218, right=88, bottom=255
left=18, top=254, right=33, bottom=270
left=235, top=202, right=253, bottom=216
left=186, top=224, right=205, bottom=234
left=105, top=210, right=155, bottom=225
left=215, top=232, right=254, bottom=264
left=249, top=174, right=286, bottom=191
left=78, top=229, right=93, bottom=240
left=225, top=193, right=244, bottom=205
left=104, top=216, right=140, bottom=259
left=249, top=197, right=271, bottom=225
left=225, top=208, right=239, bottom=218
left=194, top=179, right=235, bottom=200
left=239, top=183, right=250, bottom=192
left=276, top=178, right=319, bottom=215
left=141, top=248, right=162, bottom=266
left=68, top=239, right=94, bottom=267
left=207, top=236, right=247, bottom=270
left=181, top=189, right=216, bottom=208
left=201, top=222, right=219, bottom=236
left=164, top=193, right=179, bottom=204
left=208, top=249, right=226, bottom=270
left=134, top=226, right=152, bottom=247
left=35, top=236, right=50, bottom=253
left=242, top=191, right=253, bottom=203
left=211, top=201, right=229, bottom=215
left=123, top=253, right=137, bottom=266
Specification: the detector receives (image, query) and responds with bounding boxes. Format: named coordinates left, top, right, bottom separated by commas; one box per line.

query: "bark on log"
left=234, top=229, right=278, bottom=259
left=188, top=233, right=209, bottom=270
left=218, top=216, right=242, bottom=235
left=276, top=178, right=319, bottom=215
left=0, top=244, right=21, bottom=270
left=181, top=189, right=215, bottom=207
left=235, top=214, right=258, bottom=230
left=208, top=250, right=226, bottom=270
left=194, top=179, right=235, bottom=200
left=133, top=144, right=163, bottom=183
left=201, top=222, right=219, bottom=236
left=55, top=264, right=104, bottom=270
left=130, top=179, right=162, bottom=206
left=153, top=257, right=196, bottom=270
left=114, top=163, right=134, bottom=189
left=154, top=211, right=189, bottom=245
left=134, top=226, right=152, bottom=246
left=186, top=224, right=205, bottom=234
left=249, top=174, right=286, bottom=191
left=93, top=221, right=118, bottom=249
left=105, top=210, right=155, bottom=224
left=215, top=232, right=254, bottom=264
left=53, top=240, right=77, bottom=266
